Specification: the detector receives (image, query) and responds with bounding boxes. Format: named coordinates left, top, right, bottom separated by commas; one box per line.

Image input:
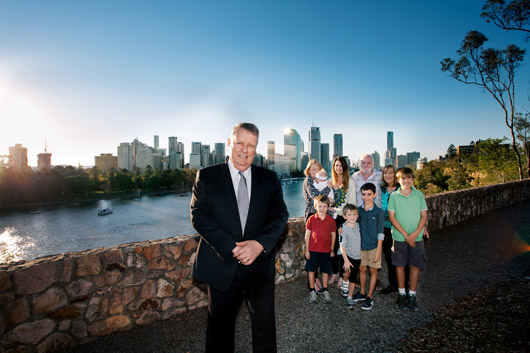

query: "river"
left=0, top=179, right=305, bottom=263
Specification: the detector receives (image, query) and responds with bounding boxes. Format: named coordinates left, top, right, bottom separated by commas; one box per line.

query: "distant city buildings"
left=95, top=153, right=118, bottom=171
left=309, top=125, right=321, bottom=163
left=333, top=134, right=343, bottom=158
left=117, top=142, right=133, bottom=171
left=8, top=144, right=28, bottom=169
left=284, top=128, right=301, bottom=172
left=385, top=131, right=397, bottom=166
left=214, top=143, right=225, bottom=164
left=320, top=143, right=330, bottom=172
left=372, top=151, right=380, bottom=171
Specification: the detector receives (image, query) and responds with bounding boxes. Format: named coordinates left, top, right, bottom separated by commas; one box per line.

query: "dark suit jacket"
left=190, top=163, right=289, bottom=292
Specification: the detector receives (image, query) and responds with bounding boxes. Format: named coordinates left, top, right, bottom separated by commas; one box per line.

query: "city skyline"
left=2, top=1, right=530, bottom=166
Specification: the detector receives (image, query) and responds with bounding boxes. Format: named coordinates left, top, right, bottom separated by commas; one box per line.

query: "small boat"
left=98, top=208, right=113, bottom=216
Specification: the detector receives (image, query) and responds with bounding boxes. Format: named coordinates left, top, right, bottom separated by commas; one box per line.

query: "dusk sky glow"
left=1, top=0, right=529, bottom=167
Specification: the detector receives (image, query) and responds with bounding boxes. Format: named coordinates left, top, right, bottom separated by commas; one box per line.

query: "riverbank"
left=0, top=188, right=191, bottom=214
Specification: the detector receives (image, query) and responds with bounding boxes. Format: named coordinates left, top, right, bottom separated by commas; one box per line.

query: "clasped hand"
left=232, top=240, right=264, bottom=265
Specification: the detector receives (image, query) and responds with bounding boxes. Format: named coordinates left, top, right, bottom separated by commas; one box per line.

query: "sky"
left=1, top=0, right=529, bottom=167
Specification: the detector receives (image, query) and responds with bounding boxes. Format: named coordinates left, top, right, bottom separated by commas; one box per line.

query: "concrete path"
left=68, top=200, right=530, bottom=353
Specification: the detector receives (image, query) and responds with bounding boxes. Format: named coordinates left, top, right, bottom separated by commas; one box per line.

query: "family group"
left=302, top=154, right=429, bottom=312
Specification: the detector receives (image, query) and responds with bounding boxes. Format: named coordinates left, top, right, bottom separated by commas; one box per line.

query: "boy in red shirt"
left=305, top=195, right=337, bottom=303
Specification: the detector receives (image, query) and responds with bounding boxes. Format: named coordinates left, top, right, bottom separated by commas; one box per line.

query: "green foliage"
left=482, top=0, right=530, bottom=42
left=414, top=161, right=450, bottom=194
left=465, top=137, right=520, bottom=184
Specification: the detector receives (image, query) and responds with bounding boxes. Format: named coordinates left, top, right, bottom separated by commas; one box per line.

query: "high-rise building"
left=284, top=128, right=301, bottom=171
left=168, top=136, right=178, bottom=152
left=117, top=142, right=133, bottom=171
left=385, top=131, right=397, bottom=166
left=154, top=135, right=159, bottom=150
left=300, top=152, right=309, bottom=171
left=372, top=151, right=381, bottom=171
left=333, top=134, right=343, bottom=158
left=189, top=153, right=201, bottom=169
left=95, top=153, right=118, bottom=171
left=320, top=143, right=330, bottom=172
left=309, top=126, right=321, bottom=162
left=201, top=145, right=210, bottom=167
left=37, top=141, right=52, bottom=170
left=177, top=142, right=185, bottom=169
left=396, top=154, right=408, bottom=169
left=267, top=141, right=275, bottom=167
left=136, top=146, right=153, bottom=171
left=191, top=142, right=202, bottom=154
left=8, top=144, right=28, bottom=169
left=407, top=152, right=420, bottom=166
left=214, top=143, right=225, bottom=164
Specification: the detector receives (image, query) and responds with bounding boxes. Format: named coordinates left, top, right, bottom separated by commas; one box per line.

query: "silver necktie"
left=237, top=171, right=249, bottom=234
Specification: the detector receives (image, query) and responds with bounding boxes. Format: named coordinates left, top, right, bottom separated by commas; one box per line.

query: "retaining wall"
left=1, top=179, right=529, bottom=352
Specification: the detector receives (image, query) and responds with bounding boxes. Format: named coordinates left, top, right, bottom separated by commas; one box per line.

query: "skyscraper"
left=385, top=131, right=396, bottom=166
left=333, top=134, right=343, bottom=158
left=372, top=151, right=381, bottom=171
left=168, top=137, right=179, bottom=170
left=284, top=128, right=301, bottom=171
left=320, top=143, right=330, bottom=172
left=37, top=140, right=52, bottom=170
left=8, top=144, right=28, bottom=169
left=214, top=143, right=225, bottom=164
left=117, top=142, right=133, bottom=171
left=201, top=145, right=211, bottom=167
left=95, top=153, right=118, bottom=171
left=154, top=135, right=159, bottom=150
left=267, top=141, right=275, bottom=167
left=309, top=126, right=321, bottom=163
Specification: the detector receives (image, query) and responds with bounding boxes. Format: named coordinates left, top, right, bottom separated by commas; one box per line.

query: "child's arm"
left=389, top=211, right=415, bottom=247
left=408, top=210, right=428, bottom=239
left=374, top=239, right=383, bottom=263
left=330, top=231, right=336, bottom=257
left=340, top=246, right=351, bottom=271
left=304, top=229, right=311, bottom=260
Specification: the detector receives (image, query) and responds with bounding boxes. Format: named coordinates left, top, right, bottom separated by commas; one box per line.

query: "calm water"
left=0, top=180, right=305, bottom=263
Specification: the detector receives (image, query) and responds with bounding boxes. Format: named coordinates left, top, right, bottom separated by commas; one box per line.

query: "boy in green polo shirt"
left=388, top=167, right=428, bottom=312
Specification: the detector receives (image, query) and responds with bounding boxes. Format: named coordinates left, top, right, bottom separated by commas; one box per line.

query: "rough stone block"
left=33, top=287, right=68, bottom=314
left=45, top=306, right=82, bottom=320
left=6, top=297, right=30, bottom=325
left=148, top=257, right=176, bottom=270
left=157, top=279, right=174, bottom=297
left=126, top=253, right=146, bottom=268
left=141, top=280, right=157, bottom=299
left=5, top=319, right=55, bottom=344
left=85, top=297, right=109, bottom=322
left=66, top=279, right=93, bottom=298
left=161, top=298, right=185, bottom=311
left=59, top=259, right=73, bottom=283
left=0, top=271, right=12, bottom=291
left=13, top=261, right=57, bottom=295
left=129, top=298, right=159, bottom=312
left=58, top=319, right=71, bottom=331
left=109, top=287, right=137, bottom=315
left=76, top=255, right=102, bottom=276
left=87, top=315, right=130, bottom=336
left=37, top=332, right=75, bottom=353
left=165, top=268, right=190, bottom=284
left=71, top=320, right=88, bottom=338
left=176, top=279, right=192, bottom=298
left=184, top=237, right=198, bottom=251
left=185, top=286, right=205, bottom=306
left=104, top=249, right=124, bottom=264
left=0, top=291, right=15, bottom=306
left=144, top=244, right=161, bottom=260
left=135, top=310, right=160, bottom=326
left=166, top=245, right=183, bottom=259
left=121, top=269, right=147, bottom=286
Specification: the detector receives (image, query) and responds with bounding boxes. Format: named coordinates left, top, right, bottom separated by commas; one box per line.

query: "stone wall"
left=1, top=179, right=530, bottom=352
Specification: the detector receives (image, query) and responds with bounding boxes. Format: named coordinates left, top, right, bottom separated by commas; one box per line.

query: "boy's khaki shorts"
left=360, top=249, right=381, bottom=269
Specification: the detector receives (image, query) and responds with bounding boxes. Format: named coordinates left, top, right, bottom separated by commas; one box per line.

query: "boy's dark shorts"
left=339, top=255, right=361, bottom=278
left=391, top=240, right=426, bottom=269
left=305, top=251, right=332, bottom=274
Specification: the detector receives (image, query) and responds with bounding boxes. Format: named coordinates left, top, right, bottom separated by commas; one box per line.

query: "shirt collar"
left=227, top=160, right=251, bottom=178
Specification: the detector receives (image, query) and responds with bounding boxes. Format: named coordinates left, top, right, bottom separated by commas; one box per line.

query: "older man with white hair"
left=351, top=154, right=382, bottom=207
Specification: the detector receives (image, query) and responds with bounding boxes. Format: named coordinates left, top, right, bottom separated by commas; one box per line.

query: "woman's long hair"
left=304, top=159, right=323, bottom=177
left=331, top=156, right=349, bottom=192
left=382, top=164, right=397, bottom=187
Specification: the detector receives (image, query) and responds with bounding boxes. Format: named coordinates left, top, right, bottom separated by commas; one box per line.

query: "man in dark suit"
left=190, top=122, right=289, bottom=353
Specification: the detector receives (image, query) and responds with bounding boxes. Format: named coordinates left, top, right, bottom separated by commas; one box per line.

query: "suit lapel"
left=219, top=163, right=240, bottom=223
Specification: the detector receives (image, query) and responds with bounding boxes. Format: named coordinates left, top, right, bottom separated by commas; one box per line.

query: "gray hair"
left=231, top=123, right=259, bottom=142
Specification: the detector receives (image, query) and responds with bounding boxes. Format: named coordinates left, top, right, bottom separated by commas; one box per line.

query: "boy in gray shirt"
left=338, top=204, right=362, bottom=308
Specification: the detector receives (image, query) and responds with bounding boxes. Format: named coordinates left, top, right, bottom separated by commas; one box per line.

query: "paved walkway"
left=68, top=200, right=530, bottom=353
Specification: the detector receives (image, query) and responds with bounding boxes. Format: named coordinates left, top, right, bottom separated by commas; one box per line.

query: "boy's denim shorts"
left=391, top=240, right=426, bottom=269
left=305, top=251, right=332, bottom=274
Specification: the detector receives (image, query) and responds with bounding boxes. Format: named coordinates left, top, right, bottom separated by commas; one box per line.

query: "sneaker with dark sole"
left=407, top=294, right=419, bottom=312
left=309, top=291, right=318, bottom=304
left=346, top=297, right=356, bottom=309
left=340, top=286, right=349, bottom=298
left=322, top=290, right=332, bottom=304
left=396, top=294, right=407, bottom=310
left=351, top=291, right=366, bottom=303
left=361, top=296, right=374, bottom=310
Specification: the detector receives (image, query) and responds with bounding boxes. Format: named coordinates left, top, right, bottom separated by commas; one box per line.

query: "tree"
left=466, top=137, right=520, bottom=184
left=482, top=0, right=530, bottom=41
left=514, top=112, right=530, bottom=176
left=441, top=31, right=526, bottom=179
left=446, top=144, right=457, bottom=158
left=414, top=161, right=450, bottom=194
